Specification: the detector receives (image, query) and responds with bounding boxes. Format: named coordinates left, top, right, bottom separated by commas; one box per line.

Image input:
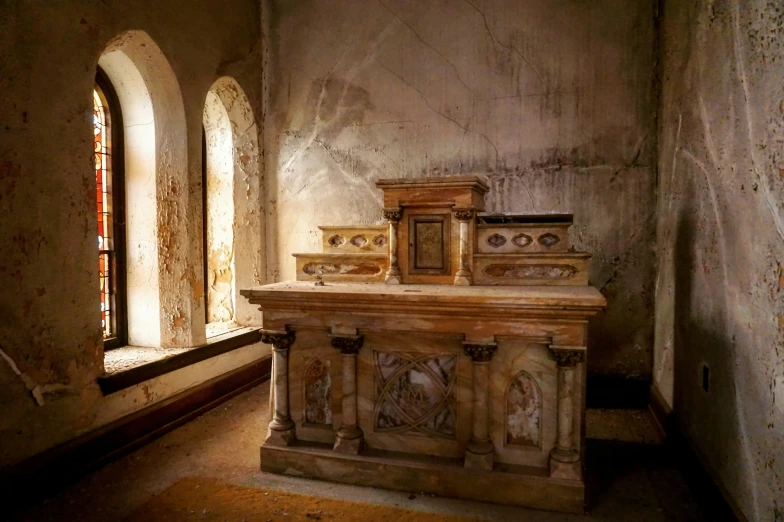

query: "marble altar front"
left=241, top=176, right=606, bottom=514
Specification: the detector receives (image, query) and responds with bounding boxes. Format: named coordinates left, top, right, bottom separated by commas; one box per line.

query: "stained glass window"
left=94, top=87, right=115, bottom=339
left=95, top=69, right=126, bottom=349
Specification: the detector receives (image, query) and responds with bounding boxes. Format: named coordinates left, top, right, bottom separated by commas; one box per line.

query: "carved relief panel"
left=303, top=358, right=332, bottom=426
left=373, top=351, right=457, bottom=439
left=288, top=329, right=341, bottom=445
left=505, top=371, right=542, bottom=448
left=490, top=341, right=558, bottom=468
left=356, top=331, right=471, bottom=459
left=318, top=226, right=388, bottom=253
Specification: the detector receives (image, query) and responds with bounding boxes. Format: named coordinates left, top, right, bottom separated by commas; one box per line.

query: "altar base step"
left=259, top=441, right=585, bottom=514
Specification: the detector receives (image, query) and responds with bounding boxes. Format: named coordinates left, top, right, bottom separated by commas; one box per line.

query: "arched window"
left=94, top=68, right=127, bottom=349
left=202, top=77, right=262, bottom=332
left=98, top=30, right=189, bottom=348
left=203, top=90, right=235, bottom=329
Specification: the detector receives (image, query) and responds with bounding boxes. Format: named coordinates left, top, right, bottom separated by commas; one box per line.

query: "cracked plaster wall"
left=0, top=0, right=265, bottom=468
left=655, top=1, right=784, bottom=520
left=263, top=0, right=659, bottom=380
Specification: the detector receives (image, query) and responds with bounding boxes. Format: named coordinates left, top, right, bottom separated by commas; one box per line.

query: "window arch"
left=202, top=77, right=262, bottom=331
left=98, top=30, right=190, bottom=347
left=203, top=90, right=235, bottom=326
left=94, top=67, right=127, bottom=349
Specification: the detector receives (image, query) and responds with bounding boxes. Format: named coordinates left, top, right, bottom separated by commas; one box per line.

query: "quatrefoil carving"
left=486, top=234, right=507, bottom=248
left=350, top=235, right=368, bottom=247
left=512, top=233, right=533, bottom=248
left=537, top=233, right=560, bottom=248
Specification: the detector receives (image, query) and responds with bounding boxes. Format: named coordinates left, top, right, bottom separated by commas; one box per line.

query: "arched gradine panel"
left=98, top=30, right=190, bottom=347
left=303, top=358, right=332, bottom=425
left=202, top=77, right=262, bottom=328
left=505, top=371, right=543, bottom=448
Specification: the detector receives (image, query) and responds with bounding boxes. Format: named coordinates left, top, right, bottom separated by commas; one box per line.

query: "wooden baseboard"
left=648, top=384, right=673, bottom=439
left=671, top=421, right=748, bottom=522
left=2, top=355, right=271, bottom=512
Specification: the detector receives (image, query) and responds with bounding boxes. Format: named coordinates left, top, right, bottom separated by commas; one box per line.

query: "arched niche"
left=505, top=370, right=543, bottom=448
left=98, top=30, right=190, bottom=348
left=202, top=77, right=262, bottom=328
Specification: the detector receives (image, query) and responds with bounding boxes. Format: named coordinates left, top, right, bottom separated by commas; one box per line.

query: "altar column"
left=331, top=332, right=365, bottom=454
left=462, top=341, right=498, bottom=470
left=548, top=346, right=585, bottom=480
left=383, top=207, right=402, bottom=285
left=452, top=208, right=474, bottom=286
left=261, top=329, right=296, bottom=446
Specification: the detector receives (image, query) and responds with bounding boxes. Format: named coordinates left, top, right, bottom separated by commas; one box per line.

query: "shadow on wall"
left=671, top=180, right=745, bottom=521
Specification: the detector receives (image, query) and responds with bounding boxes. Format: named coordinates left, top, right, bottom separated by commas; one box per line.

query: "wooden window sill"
left=98, top=327, right=262, bottom=395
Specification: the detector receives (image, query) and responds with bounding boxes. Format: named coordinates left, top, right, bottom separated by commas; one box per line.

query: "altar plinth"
left=241, top=281, right=606, bottom=514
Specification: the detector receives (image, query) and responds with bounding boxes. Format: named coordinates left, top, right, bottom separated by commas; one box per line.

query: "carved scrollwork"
left=452, top=207, right=475, bottom=221
left=463, top=343, right=498, bottom=362
left=483, top=264, right=577, bottom=279
left=548, top=348, right=585, bottom=367
left=382, top=207, right=403, bottom=222
left=261, top=329, right=295, bottom=351
left=331, top=334, right=365, bottom=355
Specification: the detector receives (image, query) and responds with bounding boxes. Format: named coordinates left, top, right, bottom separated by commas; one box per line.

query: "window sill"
left=98, top=327, right=262, bottom=395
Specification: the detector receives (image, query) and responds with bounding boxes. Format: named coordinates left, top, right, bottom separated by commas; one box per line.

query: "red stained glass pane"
left=95, top=88, right=114, bottom=339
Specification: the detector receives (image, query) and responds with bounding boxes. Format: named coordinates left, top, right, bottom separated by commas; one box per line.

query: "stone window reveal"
left=202, top=77, right=261, bottom=331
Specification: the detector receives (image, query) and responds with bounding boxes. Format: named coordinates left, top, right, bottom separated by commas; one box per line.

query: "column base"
left=453, top=273, right=472, bottom=286
left=266, top=425, right=296, bottom=447
left=384, top=272, right=401, bottom=285
left=269, top=416, right=295, bottom=431
left=464, top=440, right=494, bottom=471
left=333, top=427, right=364, bottom=455
left=549, top=447, right=581, bottom=480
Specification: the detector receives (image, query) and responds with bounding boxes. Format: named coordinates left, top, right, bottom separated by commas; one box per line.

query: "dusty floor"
left=15, top=383, right=713, bottom=521
left=124, top=477, right=476, bottom=522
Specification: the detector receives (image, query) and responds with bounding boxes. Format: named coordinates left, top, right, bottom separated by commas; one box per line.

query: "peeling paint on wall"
left=0, top=0, right=264, bottom=468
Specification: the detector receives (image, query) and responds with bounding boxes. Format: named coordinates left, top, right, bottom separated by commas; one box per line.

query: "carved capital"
left=548, top=348, right=585, bottom=367
left=452, top=207, right=475, bottom=221
left=261, top=329, right=295, bottom=351
left=331, top=334, right=364, bottom=355
left=382, top=207, right=403, bottom=223
left=463, top=342, right=497, bottom=362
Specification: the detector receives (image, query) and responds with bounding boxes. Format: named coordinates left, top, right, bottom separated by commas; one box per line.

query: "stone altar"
left=241, top=176, right=606, bottom=514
